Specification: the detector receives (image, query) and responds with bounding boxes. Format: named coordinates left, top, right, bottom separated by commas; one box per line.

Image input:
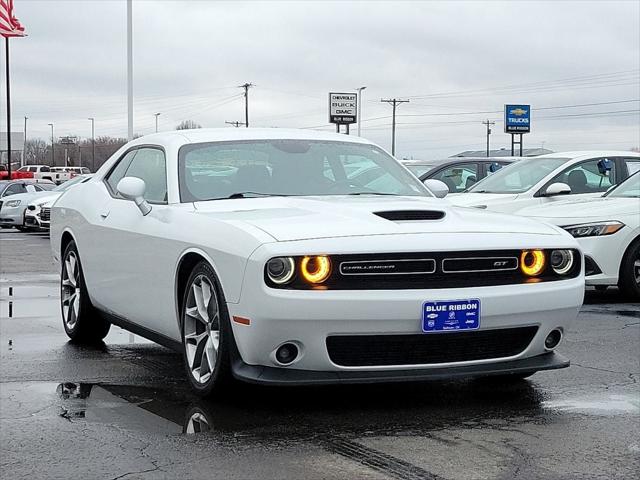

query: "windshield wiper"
left=203, top=192, right=288, bottom=201
left=347, top=192, right=398, bottom=196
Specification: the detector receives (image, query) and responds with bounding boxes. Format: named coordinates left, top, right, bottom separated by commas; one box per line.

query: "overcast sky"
left=2, top=0, right=639, bottom=159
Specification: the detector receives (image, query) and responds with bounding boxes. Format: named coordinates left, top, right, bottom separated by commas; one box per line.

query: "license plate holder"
left=422, top=299, right=481, bottom=332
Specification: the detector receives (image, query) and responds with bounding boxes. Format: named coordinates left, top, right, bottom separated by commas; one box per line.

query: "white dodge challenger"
left=50, top=129, right=584, bottom=396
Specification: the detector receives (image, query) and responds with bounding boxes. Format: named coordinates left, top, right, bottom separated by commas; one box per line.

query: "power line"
left=482, top=119, right=495, bottom=157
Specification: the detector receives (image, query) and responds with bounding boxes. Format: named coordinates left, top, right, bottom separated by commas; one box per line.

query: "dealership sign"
left=504, top=104, right=531, bottom=133
left=329, top=92, right=357, bottom=124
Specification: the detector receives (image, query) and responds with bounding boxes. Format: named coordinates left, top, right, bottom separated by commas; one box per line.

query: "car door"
left=538, top=157, right=617, bottom=206
left=82, top=146, right=179, bottom=339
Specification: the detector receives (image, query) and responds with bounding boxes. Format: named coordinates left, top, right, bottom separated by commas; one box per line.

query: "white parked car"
left=23, top=175, right=93, bottom=230
left=50, top=129, right=584, bottom=396
left=448, top=151, right=640, bottom=213
left=518, top=172, right=640, bottom=299
left=0, top=181, right=56, bottom=230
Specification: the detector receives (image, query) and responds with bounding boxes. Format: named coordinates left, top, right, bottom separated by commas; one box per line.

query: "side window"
left=28, top=167, right=38, bottom=172
left=624, top=158, right=640, bottom=177
left=26, top=185, right=38, bottom=193
left=3, top=184, right=27, bottom=197
left=123, top=148, right=167, bottom=203
left=41, top=166, right=51, bottom=172
left=105, top=150, right=138, bottom=194
left=550, top=159, right=616, bottom=194
left=17, top=166, right=27, bottom=172
left=431, top=163, right=478, bottom=193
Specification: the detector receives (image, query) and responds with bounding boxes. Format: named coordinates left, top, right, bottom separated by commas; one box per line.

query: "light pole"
left=22, top=116, right=27, bottom=167
left=47, top=123, right=54, bottom=166
left=154, top=112, right=161, bottom=133
left=88, top=118, right=95, bottom=171
left=355, top=86, right=366, bottom=136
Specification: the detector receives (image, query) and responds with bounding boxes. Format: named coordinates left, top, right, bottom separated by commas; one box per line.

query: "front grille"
left=40, top=207, right=51, bottom=222
left=327, top=326, right=538, bottom=367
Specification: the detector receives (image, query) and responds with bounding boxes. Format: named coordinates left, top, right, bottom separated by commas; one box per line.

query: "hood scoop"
left=373, top=210, right=445, bottom=221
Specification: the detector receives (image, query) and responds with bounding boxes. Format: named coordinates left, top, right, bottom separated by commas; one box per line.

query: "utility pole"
left=482, top=119, right=495, bottom=157
left=48, top=123, right=54, bottom=166
left=225, top=121, right=245, bottom=128
left=154, top=112, right=161, bottom=133
left=240, top=83, right=253, bottom=128
left=88, top=118, right=95, bottom=171
left=127, top=0, right=133, bottom=140
left=380, top=98, right=409, bottom=156
left=355, top=86, right=366, bottom=136
left=22, top=116, right=27, bottom=167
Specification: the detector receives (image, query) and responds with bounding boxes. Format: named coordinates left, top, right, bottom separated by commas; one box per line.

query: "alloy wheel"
left=634, top=258, right=640, bottom=286
left=184, top=274, right=220, bottom=384
left=61, top=251, right=81, bottom=330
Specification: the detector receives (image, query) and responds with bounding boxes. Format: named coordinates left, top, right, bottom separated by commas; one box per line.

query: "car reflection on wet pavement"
left=1, top=229, right=639, bottom=480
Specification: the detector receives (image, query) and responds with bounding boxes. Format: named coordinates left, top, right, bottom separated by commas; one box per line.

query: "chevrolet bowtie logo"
left=510, top=108, right=528, bottom=116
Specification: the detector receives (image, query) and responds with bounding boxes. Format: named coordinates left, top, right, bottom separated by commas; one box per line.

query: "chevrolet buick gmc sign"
left=329, top=92, right=357, bottom=124
left=504, top=104, right=531, bottom=133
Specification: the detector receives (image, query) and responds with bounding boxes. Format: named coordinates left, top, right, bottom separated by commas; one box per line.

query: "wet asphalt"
left=0, top=229, right=638, bottom=480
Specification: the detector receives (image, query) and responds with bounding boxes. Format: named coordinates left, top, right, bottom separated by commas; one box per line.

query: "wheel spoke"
left=192, top=282, right=209, bottom=323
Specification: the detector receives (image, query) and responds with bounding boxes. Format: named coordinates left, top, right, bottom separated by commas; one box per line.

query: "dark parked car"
left=403, top=157, right=520, bottom=193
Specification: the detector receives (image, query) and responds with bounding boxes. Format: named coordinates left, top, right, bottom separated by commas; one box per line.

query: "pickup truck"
left=11, top=165, right=54, bottom=182
left=48, top=166, right=92, bottom=184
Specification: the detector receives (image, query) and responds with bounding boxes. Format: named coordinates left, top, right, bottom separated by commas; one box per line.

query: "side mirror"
left=544, top=182, right=571, bottom=197
left=117, top=177, right=152, bottom=215
left=424, top=179, right=449, bottom=198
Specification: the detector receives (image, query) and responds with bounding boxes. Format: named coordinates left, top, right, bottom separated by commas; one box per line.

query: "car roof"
left=536, top=150, right=640, bottom=160
left=127, top=127, right=375, bottom=148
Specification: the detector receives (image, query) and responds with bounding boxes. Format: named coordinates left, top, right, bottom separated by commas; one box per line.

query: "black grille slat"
left=40, top=207, right=51, bottom=222
left=374, top=210, right=445, bottom=221
left=327, top=326, right=538, bottom=366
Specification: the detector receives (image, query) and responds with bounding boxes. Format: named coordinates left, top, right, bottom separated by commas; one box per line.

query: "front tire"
left=181, top=261, right=232, bottom=397
left=61, top=241, right=110, bottom=342
left=618, top=238, right=640, bottom=300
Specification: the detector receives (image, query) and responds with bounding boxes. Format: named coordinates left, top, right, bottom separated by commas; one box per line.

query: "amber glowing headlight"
left=300, top=255, right=331, bottom=284
left=520, top=249, right=546, bottom=276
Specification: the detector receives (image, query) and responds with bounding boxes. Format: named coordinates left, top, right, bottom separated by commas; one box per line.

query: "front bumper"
left=227, top=240, right=583, bottom=381
left=577, top=233, right=629, bottom=286
left=232, top=351, right=569, bottom=385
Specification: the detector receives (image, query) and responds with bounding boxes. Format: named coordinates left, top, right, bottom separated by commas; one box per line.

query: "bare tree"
left=176, top=120, right=202, bottom=130
left=24, top=138, right=49, bottom=164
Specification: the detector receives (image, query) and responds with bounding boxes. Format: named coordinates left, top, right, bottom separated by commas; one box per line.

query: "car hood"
left=518, top=197, right=640, bottom=223
left=193, top=195, right=561, bottom=242
left=446, top=192, right=521, bottom=207
left=30, top=193, right=61, bottom=207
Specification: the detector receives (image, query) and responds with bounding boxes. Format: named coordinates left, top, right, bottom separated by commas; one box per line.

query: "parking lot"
left=0, top=228, right=637, bottom=479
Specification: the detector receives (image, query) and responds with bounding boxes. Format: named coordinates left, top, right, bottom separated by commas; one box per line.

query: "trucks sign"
left=329, top=92, right=357, bottom=124
left=504, top=104, right=531, bottom=134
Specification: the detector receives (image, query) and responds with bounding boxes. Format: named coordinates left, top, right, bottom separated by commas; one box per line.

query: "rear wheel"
left=60, top=241, right=110, bottom=342
left=618, top=239, right=640, bottom=300
left=181, top=261, right=232, bottom=397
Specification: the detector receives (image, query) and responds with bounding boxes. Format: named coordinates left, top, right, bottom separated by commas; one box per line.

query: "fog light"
left=275, top=343, right=299, bottom=365
left=300, top=255, right=331, bottom=284
left=520, top=249, right=545, bottom=276
left=545, top=329, right=562, bottom=350
left=550, top=249, right=574, bottom=275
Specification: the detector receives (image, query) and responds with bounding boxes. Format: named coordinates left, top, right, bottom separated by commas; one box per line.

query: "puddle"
left=44, top=379, right=552, bottom=437
left=543, top=393, right=640, bottom=415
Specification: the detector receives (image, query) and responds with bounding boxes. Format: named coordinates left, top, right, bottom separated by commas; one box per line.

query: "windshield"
left=178, top=139, right=430, bottom=201
left=466, top=157, right=568, bottom=194
left=404, top=163, right=437, bottom=177
left=606, top=172, right=640, bottom=198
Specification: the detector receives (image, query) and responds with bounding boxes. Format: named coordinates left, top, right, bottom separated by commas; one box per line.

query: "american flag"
left=0, top=0, right=26, bottom=38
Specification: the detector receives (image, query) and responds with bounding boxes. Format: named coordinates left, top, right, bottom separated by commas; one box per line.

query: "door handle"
left=100, top=210, right=110, bottom=219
